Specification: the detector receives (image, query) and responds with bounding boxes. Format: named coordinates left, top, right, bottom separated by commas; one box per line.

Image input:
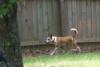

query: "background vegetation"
left=0, top=0, right=23, bottom=67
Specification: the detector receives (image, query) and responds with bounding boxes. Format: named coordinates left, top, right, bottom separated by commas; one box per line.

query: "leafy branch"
left=0, top=0, right=16, bottom=18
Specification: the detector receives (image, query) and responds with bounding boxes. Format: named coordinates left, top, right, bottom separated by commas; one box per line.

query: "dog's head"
left=45, top=34, right=55, bottom=44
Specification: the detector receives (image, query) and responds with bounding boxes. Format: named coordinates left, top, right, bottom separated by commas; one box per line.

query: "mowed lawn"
left=23, top=53, right=100, bottom=67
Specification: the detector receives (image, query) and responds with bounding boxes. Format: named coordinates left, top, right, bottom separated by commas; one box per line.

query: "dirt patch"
left=21, top=43, right=100, bottom=57
left=21, top=45, right=53, bottom=57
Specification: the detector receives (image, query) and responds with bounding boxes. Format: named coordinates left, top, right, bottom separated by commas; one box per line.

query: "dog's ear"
left=49, top=34, right=52, bottom=38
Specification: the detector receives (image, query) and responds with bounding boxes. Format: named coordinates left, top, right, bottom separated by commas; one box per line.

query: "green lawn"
left=23, top=53, right=100, bottom=67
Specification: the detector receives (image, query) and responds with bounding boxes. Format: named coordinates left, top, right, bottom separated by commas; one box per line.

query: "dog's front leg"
left=50, top=46, right=58, bottom=56
left=76, top=46, right=81, bottom=53
left=73, top=41, right=81, bottom=53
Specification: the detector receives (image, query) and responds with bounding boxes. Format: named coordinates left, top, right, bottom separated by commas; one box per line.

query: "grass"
left=23, top=52, right=100, bottom=67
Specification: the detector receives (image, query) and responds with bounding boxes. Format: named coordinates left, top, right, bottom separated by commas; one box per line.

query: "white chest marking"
left=52, top=36, right=57, bottom=43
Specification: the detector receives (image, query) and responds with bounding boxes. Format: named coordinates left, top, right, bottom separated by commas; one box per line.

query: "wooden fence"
left=17, top=0, right=100, bottom=46
left=61, top=0, right=100, bottom=42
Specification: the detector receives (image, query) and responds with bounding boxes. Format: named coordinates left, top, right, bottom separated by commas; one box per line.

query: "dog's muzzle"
left=45, top=39, right=49, bottom=44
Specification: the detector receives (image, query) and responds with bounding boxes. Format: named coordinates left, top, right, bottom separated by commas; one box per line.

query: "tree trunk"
left=0, top=3, right=23, bottom=67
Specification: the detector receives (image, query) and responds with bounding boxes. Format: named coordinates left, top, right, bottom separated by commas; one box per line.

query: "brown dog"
left=46, top=28, right=81, bottom=55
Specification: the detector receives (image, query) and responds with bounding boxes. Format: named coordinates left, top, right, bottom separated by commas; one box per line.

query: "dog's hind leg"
left=50, top=47, right=58, bottom=56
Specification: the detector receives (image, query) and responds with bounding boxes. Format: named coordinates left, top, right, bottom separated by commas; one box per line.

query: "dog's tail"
left=70, top=28, right=78, bottom=38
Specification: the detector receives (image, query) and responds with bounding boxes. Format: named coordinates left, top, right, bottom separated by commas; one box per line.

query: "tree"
left=0, top=0, right=16, bottom=18
left=0, top=0, right=23, bottom=67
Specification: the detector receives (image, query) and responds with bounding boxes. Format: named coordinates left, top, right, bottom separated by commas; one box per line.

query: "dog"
left=46, top=28, right=81, bottom=55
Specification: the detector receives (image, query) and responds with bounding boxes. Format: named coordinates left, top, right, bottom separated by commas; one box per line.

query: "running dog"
left=46, top=28, right=81, bottom=55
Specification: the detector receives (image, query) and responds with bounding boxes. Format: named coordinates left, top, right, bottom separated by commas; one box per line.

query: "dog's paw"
left=49, top=52, right=54, bottom=56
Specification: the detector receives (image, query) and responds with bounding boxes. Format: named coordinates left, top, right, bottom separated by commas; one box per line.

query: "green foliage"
left=0, top=0, right=16, bottom=18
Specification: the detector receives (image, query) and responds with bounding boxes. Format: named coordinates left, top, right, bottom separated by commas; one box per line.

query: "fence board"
left=67, top=0, right=73, bottom=33
left=42, top=0, right=49, bottom=41
left=96, top=1, right=100, bottom=38
left=19, top=1, right=25, bottom=42
left=60, top=0, right=67, bottom=35
left=81, top=0, right=87, bottom=38
left=61, top=0, right=69, bottom=35
left=37, top=0, right=43, bottom=41
left=72, top=0, right=76, bottom=28
left=87, top=0, right=92, bottom=38
left=17, top=2, right=23, bottom=40
left=32, top=0, right=39, bottom=40
left=91, top=0, right=96, bottom=38
left=48, top=0, right=52, bottom=34
left=53, top=0, right=61, bottom=35
left=21, top=1, right=34, bottom=41
left=76, top=0, right=82, bottom=38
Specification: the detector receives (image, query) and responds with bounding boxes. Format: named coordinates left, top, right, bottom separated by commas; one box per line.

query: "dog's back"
left=56, top=36, right=74, bottom=45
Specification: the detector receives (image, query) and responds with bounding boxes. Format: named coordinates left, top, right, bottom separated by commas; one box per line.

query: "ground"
left=21, top=44, right=100, bottom=57
left=21, top=44, right=100, bottom=67
left=23, top=52, right=100, bottom=67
